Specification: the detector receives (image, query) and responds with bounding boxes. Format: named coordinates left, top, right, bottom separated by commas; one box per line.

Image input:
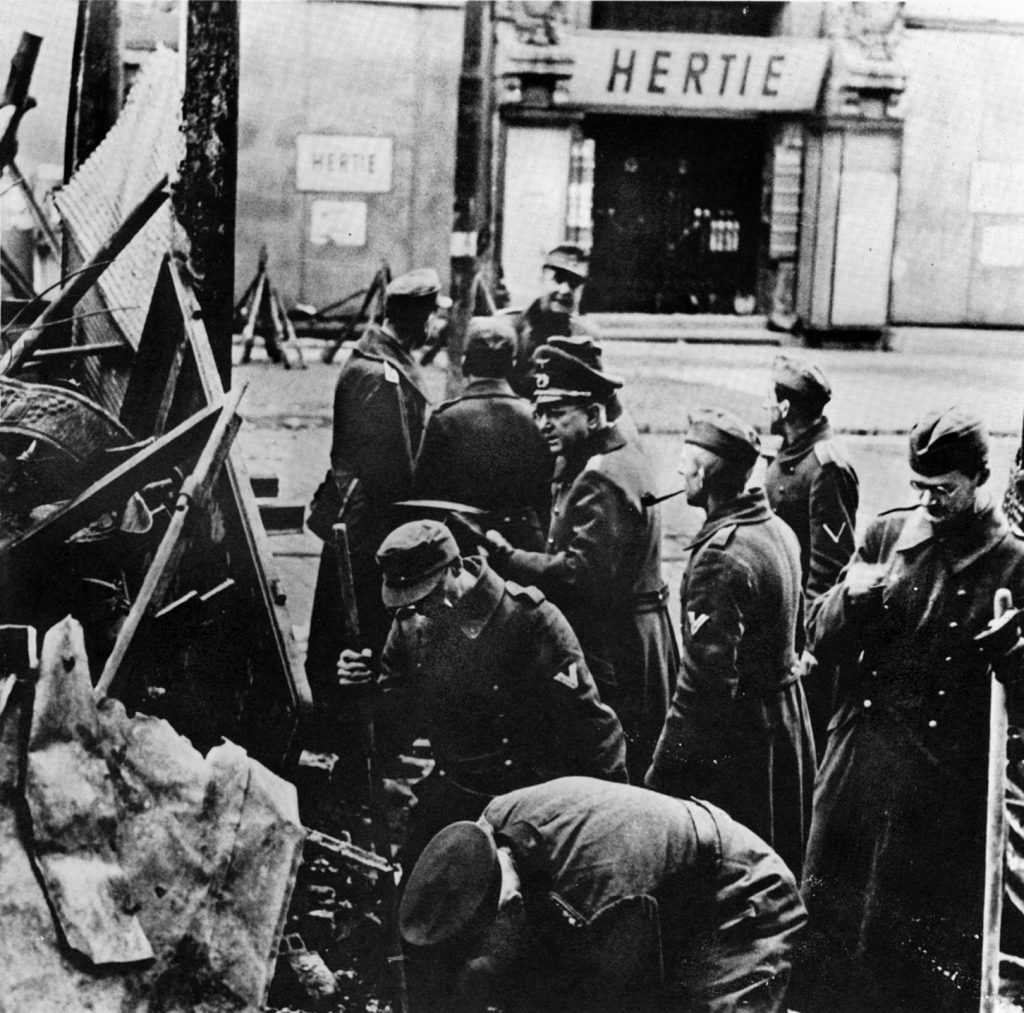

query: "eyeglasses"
left=910, top=479, right=959, bottom=499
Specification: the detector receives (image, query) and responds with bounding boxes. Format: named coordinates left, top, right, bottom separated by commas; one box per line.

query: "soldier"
left=764, top=354, right=858, bottom=602
left=797, top=406, right=1024, bottom=1013
left=485, top=347, right=676, bottom=783
left=306, top=268, right=438, bottom=689
left=337, top=520, right=627, bottom=869
left=412, top=316, right=552, bottom=550
left=510, top=244, right=599, bottom=398
left=398, top=776, right=806, bottom=1013
left=645, top=409, right=816, bottom=881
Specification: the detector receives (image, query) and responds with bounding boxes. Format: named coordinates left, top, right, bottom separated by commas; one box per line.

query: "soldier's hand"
left=843, top=562, right=887, bottom=606
left=484, top=528, right=513, bottom=564
left=975, top=609, right=1024, bottom=685
left=337, top=647, right=374, bottom=686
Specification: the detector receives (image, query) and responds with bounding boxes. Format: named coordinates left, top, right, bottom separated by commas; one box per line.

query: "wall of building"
left=891, top=24, right=1024, bottom=325
left=236, top=1, right=463, bottom=309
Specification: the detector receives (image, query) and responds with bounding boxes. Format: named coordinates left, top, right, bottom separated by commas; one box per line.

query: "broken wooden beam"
left=93, top=383, right=247, bottom=701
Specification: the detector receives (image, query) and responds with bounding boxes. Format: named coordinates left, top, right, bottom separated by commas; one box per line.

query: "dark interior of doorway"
left=583, top=116, right=765, bottom=315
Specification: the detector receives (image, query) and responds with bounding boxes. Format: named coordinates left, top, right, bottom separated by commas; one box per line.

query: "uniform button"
left=493, top=684, right=500, bottom=692
left=870, top=671, right=878, bottom=678
left=504, top=759, right=513, bottom=767
left=501, top=737, right=509, bottom=745
left=863, top=699, right=872, bottom=708
left=928, top=720, right=938, bottom=728
left=949, top=621, right=958, bottom=628
left=438, top=769, right=446, bottom=777
left=956, top=588, right=967, bottom=596
left=938, top=690, right=946, bottom=696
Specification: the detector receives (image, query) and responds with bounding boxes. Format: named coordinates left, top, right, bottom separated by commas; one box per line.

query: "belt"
left=631, top=584, right=670, bottom=614
left=685, top=798, right=722, bottom=881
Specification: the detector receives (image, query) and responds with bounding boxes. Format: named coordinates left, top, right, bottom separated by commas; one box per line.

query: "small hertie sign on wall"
left=295, top=135, right=394, bottom=193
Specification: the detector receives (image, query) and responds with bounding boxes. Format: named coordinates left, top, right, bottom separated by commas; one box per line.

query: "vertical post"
left=64, top=0, right=123, bottom=182
left=448, top=0, right=492, bottom=398
left=980, top=587, right=1013, bottom=1013
left=174, top=0, right=239, bottom=390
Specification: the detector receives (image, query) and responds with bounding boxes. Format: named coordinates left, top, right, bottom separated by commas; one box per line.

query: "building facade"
left=486, top=1, right=1024, bottom=333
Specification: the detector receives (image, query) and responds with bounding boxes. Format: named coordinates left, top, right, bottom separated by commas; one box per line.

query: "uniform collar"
left=461, top=378, right=518, bottom=400
left=894, top=492, right=1009, bottom=574
left=453, top=555, right=505, bottom=639
left=553, top=425, right=626, bottom=482
left=354, top=323, right=429, bottom=397
left=775, top=416, right=831, bottom=465
left=687, top=488, right=773, bottom=550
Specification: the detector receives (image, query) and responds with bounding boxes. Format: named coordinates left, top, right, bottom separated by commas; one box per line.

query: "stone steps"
left=588, top=313, right=782, bottom=344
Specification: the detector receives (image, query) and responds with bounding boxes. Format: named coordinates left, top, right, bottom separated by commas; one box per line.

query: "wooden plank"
left=93, top=385, right=246, bottom=700
left=167, top=258, right=312, bottom=716
left=0, top=401, right=221, bottom=558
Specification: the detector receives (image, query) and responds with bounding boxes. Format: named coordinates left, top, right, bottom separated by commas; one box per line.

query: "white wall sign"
left=296, top=135, right=393, bottom=193
left=568, top=31, right=830, bottom=113
left=969, top=162, right=1024, bottom=216
left=979, top=225, right=1024, bottom=267
left=310, top=199, right=367, bottom=247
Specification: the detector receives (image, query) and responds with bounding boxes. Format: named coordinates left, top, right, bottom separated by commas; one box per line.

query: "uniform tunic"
left=306, top=324, right=429, bottom=685
left=765, top=417, right=858, bottom=602
left=377, top=558, right=627, bottom=860
left=412, top=377, right=552, bottom=549
left=500, top=426, right=677, bottom=782
left=800, top=497, right=1024, bottom=1013
left=645, top=489, right=816, bottom=881
left=478, top=776, right=806, bottom=1013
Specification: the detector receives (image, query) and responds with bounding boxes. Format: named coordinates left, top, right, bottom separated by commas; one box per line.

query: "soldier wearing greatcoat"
left=798, top=405, right=1024, bottom=1013
left=645, top=408, right=816, bottom=882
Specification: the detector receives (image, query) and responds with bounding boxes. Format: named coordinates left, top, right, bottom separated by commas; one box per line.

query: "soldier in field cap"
left=646, top=408, right=816, bottom=882
left=485, top=345, right=677, bottom=783
left=511, top=243, right=601, bottom=397
left=337, top=519, right=626, bottom=872
left=413, top=317, right=552, bottom=550
left=798, top=405, right=1024, bottom=1013
left=306, top=267, right=445, bottom=691
left=398, top=777, right=806, bottom=1013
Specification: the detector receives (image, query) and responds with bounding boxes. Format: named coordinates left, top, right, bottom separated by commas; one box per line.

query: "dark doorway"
left=583, top=116, right=765, bottom=314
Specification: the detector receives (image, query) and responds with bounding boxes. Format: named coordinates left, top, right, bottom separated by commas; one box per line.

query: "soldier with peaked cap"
left=413, top=316, right=553, bottom=550
left=397, top=777, right=806, bottom=1013
left=645, top=408, right=816, bottom=882
left=484, top=347, right=677, bottom=784
left=764, top=354, right=859, bottom=748
left=511, top=244, right=601, bottom=398
left=797, top=406, right=1024, bottom=1013
left=764, top=354, right=859, bottom=602
left=306, top=268, right=442, bottom=690
left=337, top=520, right=627, bottom=871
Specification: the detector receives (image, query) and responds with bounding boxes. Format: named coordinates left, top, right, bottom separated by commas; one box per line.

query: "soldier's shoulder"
left=431, top=396, right=462, bottom=414
left=813, top=438, right=855, bottom=471
left=709, top=523, right=738, bottom=549
left=506, top=581, right=546, bottom=606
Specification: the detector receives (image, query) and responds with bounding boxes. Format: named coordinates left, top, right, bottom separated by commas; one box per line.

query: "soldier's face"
left=910, top=468, right=981, bottom=530
left=534, top=402, right=590, bottom=456
left=765, top=393, right=788, bottom=436
left=539, top=267, right=583, bottom=316
left=678, top=444, right=708, bottom=507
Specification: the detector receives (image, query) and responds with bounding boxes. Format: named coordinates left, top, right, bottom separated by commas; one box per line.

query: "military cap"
left=399, top=821, right=501, bottom=952
left=464, top=315, right=517, bottom=376
left=376, top=519, right=459, bottom=608
left=772, top=354, right=831, bottom=405
left=532, top=342, right=622, bottom=405
left=543, top=244, right=589, bottom=281
left=537, top=334, right=603, bottom=372
left=386, top=267, right=448, bottom=305
left=909, top=405, right=989, bottom=477
left=684, top=407, right=761, bottom=468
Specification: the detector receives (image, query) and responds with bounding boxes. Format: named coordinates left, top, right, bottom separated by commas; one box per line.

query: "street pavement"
left=234, top=327, right=1024, bottom=639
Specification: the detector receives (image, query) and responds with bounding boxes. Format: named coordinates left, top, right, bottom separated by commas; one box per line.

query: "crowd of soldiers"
left=305, top=245, right=1024, bottom=1013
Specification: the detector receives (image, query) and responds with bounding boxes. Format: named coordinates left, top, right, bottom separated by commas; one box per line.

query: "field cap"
left=685, top=407, right=761, bottom=468
left=772, top=354, right=831, bottom=404
left=909, top=405, right=989, bottom=477
left=376, top=519, right=459, bottom=608
left=399, top=821, right=501, bottom=952
left=543, top=244, right=588, bottom=281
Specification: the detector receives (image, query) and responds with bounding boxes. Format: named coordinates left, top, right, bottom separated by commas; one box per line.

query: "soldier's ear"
left=778, top=397, right=791, bottom=420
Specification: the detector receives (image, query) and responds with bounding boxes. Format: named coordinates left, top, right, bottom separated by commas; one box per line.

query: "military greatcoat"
left=500, top=425, right=676, bottom=782
left=377, top=557, right=627, bottom=861
left=765, top=417, right=858, bottom=602
left=306, top=324, right=430, bottom=686
left=645, top=489, right=816, bottom=881
left=412, top=377, right=552, bottom=549
left=799, top=497, right=1024, bottom=1013
left=478, top=777, right=807, bottom=1013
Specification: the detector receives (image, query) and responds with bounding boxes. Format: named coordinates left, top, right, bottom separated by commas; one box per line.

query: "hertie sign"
left=295, top=135, right=393, bottom=193
left=569, top=31, right=831, bottom=113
